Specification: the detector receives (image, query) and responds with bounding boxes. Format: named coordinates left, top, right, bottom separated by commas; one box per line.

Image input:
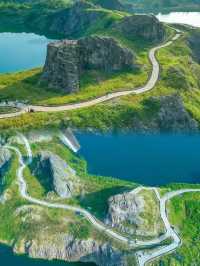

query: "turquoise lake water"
left=0, top=32, right=51, bottom=73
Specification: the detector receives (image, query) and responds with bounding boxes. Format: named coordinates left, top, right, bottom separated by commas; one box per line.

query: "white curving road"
left=5, top=133, right=200, bottom=266
left=0, top=30, right=181, bottom=119
left=137, top=189, right=200, bottom=266
left=5, top=142, right=168, bottom=248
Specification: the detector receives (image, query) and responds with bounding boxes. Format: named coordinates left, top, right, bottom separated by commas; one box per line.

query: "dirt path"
left=0, top=30, right=181, bottom=119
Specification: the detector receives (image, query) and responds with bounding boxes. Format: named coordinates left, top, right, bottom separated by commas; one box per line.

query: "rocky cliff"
left=21, top=233, right=128, bottom=266
left=106, top=191, right=144, bottom=235
left=34, top=151, right=79, bottom=198
left=78, top=37, right=135, bottom=73
left=41, top=36, right=135, bottom=92
left=41, top=40, right=80, bottom=93
left=47, top=1, right=165, bottom=43
left=132, top=94, right=199, bottom=132
left=188, top=31, right=200, bottom=64
left=0, top=148, right=11, bottom=178
left=49, top=1, right=105, bottom=37
left=114, top=15, right=165, bottom=42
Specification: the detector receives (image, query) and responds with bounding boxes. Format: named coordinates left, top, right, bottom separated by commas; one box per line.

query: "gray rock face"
left=188, top=31, right=200, bottom=64
left=41, top=36, right=135, bottom=92
left=50, top=1, right=104, bottom=37
left=114, top=15, right=165, bottom=43
left=0, top=148, right=11, bottom=169
left=0, top=148, right=11, bottom=178
left=41, top=40, right=80, bottom=93
left=156, top=95, right=198, bottom=132
left=38, top=151, right=77, bottom=198
left=106, top=191, right=144, bottom=235
left=132, top=94, right=198, bottom=133
left=25, top=234, right=127, bottom=266
left=79, top=36, right=134, bottom=73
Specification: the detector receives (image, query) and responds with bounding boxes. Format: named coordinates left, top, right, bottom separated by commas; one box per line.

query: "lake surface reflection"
left=77, top=133, right=200, bottom=186
left=0, top=32, right=51, bottom=73
left=156, top=12, right=200, bottom=28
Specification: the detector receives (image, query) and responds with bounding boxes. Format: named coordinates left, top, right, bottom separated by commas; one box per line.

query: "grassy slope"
left=149, top=191, right=200, bottom=266
left=1, top=28, right=200, bottom=135
left=1, top=138, right=200, bottom=265
left=0, top=0, right=73, bottom=36
left=0, top=12, right=174, bottom=132
left=0, top=141, right=133, bottom=256
left=122, top=0, right=200, bottom=12
left=28, top=138, right=136, bottom=219
left=0, top=6, right=151, bottom=106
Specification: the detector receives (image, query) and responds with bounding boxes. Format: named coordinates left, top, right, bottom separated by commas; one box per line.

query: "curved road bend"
left=6, top=144, right=160, bottom=247
left=137, top=189, right=200, bottom=266
left=0, top=30, right=181, bottom=119
left=5, top=133, right=200, bottom=266
left=4, top=134, right=180, bottom=248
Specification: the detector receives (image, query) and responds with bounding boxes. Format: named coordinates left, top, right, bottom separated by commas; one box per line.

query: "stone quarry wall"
left=41, top=40, right=80, bottom=94
left=40, top=36, right=135, bottom=93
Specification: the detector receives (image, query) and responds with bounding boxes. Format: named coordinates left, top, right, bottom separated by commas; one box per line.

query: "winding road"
left=0, top=29, right=182, bottom=119
left=4, top=134, right=200, bottom=266
left=0, top=25, right=193, bottom=265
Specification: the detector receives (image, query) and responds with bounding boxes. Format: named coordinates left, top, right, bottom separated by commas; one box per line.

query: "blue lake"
left=77, top=133, right=200, bottom=186
left=156, top=12, right=200, bottom=28
left=0, top=32, right=51, bottom=73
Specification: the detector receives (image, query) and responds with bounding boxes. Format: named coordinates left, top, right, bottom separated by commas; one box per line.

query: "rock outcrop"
left=41, top=40, right=80, bottom=93
left=114, top=15, right=165, bottom=43
left=156, top=95, right=198, bottom=132
left=132, top=94, right=199, bottom=132
left=188, top=31, right=200, bottom=64
left=106, top=191, right=144, bottom=235
left=34, top=151, right=78, bottom=198
left=49, top=1, right=105, bottom=37
left=41, top=36, right=135, bottom=92
left=0, top=148, right=11, bottom=178
left=21, top=234, right=128, bottom=266
left=78, top=37, right=134, bottom=73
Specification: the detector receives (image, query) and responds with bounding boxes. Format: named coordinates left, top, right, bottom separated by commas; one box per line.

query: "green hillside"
left=122, top=0, right=200, bottom=12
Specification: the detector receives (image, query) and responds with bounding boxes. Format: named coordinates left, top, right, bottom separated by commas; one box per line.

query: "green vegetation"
left=0, top=0, right=72, bottom=37
left=0, top=106, right=19, bottom=114
left=0, top=139, right=132, bottom=255
left=0, top=0, right=128, bottom=38
left=0, top=67, right=147, bottom=106
left=28, top=138, right=135, bottom=219
left=1, top=2, right=200, bottom=265
left=122, top=0, right=200, bottom=12
left=137, top=189, right=165, bottom=237
left=150, top=192, right=200, bottom=265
